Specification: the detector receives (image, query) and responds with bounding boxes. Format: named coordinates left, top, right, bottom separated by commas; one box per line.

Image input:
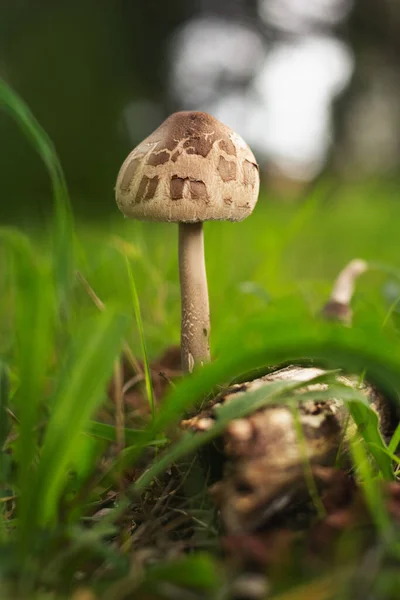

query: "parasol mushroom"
left=115, top=111, right=260, bottom=372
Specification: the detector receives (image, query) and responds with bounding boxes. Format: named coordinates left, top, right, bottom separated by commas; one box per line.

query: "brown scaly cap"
left=115, top=111, right=260, bottom=223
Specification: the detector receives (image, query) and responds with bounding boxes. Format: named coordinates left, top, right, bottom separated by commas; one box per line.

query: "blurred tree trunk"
left=332, top=0, right=400, bottom=177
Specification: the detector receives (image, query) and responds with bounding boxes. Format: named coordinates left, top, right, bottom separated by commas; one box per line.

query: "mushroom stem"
left=330, top=258, right=368, bottom=305
left=178, top=222, right=211, bottom=373
left=321, top=258, right=368, bottom=324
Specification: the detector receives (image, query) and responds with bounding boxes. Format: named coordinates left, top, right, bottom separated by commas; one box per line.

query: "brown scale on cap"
left=146, top=151, right=170, bottom=167
left=243, top=160, right=257, bottom=186
left=219, top=138, right=236, bottom=156
left=170, top=176, right=186, bottom=200
left=115, top=111, right=259, bottom=223
left=218, top=156, right=237, bottom=182
left=170, top=176, right=209, bottom=202
left=136, top=175, right=160, bottom=202
left=119, top=156, right=143, bottom=192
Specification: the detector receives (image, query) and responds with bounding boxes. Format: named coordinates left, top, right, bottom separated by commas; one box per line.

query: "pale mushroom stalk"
left=321, top=258, right=368, bottom=324
left=179, top=222, right=210, bottom=372
left=330, top=258, right=368, bottom=305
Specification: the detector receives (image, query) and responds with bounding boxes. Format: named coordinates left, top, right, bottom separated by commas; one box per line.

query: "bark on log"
left=182, top=365, right=395, bottom=533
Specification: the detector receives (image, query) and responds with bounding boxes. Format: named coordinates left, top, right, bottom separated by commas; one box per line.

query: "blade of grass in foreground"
left=0, top=77, right=74, bottom=305
left=0, top=230, right=56, bottom=548
left=388, top=423, right=400, bottom=455
left=88, top=420, right=166, bottom=447
left=114, top=239, right=155, bottom=420
left=0, top=361, right=10, bottom=458
left=17, top=310, right=127, bottom=553
left=349, top=434, right=392, bottom=540
left=37, top=310, right=127, bottom=525
left=0, top=361, right=10, bottom=542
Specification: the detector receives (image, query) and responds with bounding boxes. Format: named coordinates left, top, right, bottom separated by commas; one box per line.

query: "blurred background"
left=2, top=0, right=400, bottom=222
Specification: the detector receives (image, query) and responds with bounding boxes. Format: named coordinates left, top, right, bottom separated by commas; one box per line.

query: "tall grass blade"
left=13, top=308, right=126, bottom=557
left=33, top=310, right=127, bottom=527
left=388, top=423, right=400, bottom=455
left=349, top=434, right=392, bottom=539
left=0, top=230, right=56, bottom=553
left=122, top=249, right=155, bottom=419
left=0, top=360, right=11, bottom=540
left=88, top=420, right=166, bottom=446
left=0, top=78, right=74, bottom=305
left=0, top=361, right=10, bottom=456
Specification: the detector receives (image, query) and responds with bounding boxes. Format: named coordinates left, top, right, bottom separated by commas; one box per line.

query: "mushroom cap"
left=115, top=111, right=260, bottom=223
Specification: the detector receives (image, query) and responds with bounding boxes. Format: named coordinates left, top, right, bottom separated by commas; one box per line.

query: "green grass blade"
left=0, top=361, right=10, bottom=455
left=36, top=310, right=127, bottom=525
left=369, top=443, right=400, bottom=466
left=347, top=396, right=394, bottom=480
left=0, top=361, right=11, bottom=540
left=388, top=422, right=400, bottom=455
left=16, top=310, right=126, bottom=547
left=0, top=230, right=56, bottom=548
left=0, top=78, right=74, bottom=304
left=349, top=434, right=392, bottom=539
left=88, top=420, right=166, bottom=446
left=123, top=252, right=155, bottom=419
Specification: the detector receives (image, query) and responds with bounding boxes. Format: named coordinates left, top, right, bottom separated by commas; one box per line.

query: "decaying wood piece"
left=181, top=259, right=397, bottom=534
left=182, top=365, right=391, bottom=533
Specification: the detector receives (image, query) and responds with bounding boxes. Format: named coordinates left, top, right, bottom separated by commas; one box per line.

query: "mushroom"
left=115, top=111, right=260, bottom=373
left=321, top=258, right=368, bottom=324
